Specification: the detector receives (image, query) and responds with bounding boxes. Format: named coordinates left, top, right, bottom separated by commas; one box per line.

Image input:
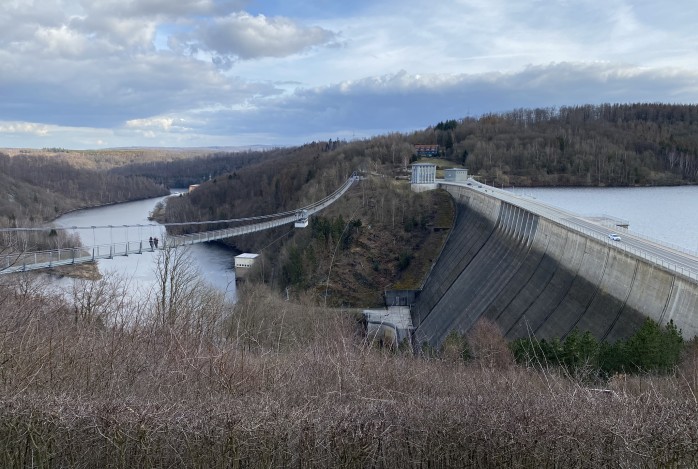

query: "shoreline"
left=48, top=189, right=170, bottom=225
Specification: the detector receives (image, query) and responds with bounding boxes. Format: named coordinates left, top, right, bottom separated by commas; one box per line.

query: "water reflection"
left=52, top=192, right=237, bottom=302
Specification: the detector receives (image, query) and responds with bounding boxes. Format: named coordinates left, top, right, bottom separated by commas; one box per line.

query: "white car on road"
left=608, top=233, right=621, bottom=241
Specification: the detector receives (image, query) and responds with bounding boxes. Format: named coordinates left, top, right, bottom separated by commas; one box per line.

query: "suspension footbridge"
left=1, top=175, right=358, bottom=275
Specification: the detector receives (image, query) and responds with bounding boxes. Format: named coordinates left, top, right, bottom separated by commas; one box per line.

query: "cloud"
left=193, top=12, right=337, bottom=60
left=0, top=46, right=282, bottom=129
left=4, top=60, right=697, bottom=150
left=34, top=23, right=109, bottom=59
left=126, top=117, right=178, bottom=131
left=9, top=61, right=697, bottom=149
left=204, top=63, right=698, bottom=141
left=0, top=1, right=332, bottom=134
left=124, top=116, right=193, bottom=135
left=78, top=0, right=245, bottom=19
left=0, top=122, right=51, bottom=136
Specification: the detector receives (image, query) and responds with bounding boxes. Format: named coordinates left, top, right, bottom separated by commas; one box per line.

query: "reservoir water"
left=508, top=185, right=698, bottom=254
left=53, top=192, right=237, bottom=301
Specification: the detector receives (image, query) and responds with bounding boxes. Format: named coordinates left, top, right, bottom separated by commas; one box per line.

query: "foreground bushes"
left=1, top=376, right=697, bottom=468
left=0, top=278, right=697, bottom=467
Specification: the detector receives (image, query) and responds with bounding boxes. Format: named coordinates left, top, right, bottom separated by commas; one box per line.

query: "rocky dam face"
left=413, top=185, right=698, bottom=347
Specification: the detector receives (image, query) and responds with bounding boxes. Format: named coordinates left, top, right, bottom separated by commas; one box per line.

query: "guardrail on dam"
left=412, top=180, right=698, bottom=347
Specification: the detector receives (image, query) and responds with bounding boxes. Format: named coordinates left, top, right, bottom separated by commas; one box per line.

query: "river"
left=507, top=185, right=698, bottom=254
left=52, top=192, right=237, bottom=301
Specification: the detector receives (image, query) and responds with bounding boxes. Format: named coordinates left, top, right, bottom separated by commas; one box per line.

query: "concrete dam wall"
left=412, top=184, right=698, bottom=347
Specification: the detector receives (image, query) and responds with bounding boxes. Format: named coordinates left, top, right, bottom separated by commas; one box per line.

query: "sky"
left=1, top=0, right=697, bottom=150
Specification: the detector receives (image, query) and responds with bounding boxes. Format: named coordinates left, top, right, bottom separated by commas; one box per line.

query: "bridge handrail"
left=506, top=192, right=698, bottom=258
left=560, top=218, right=698, bottom=281
left=164, top=174, right=357, bottom=245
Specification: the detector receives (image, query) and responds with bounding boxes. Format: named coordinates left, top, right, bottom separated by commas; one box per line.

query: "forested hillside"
left=0, top=152, right=167, bottom=224
left=161, top=138, right=450, bottom=306
left=412, top=103, right=698, bottom=186
left=163, top=142, right=358, bottom=225
left=109, top=149, right=283, bottom=188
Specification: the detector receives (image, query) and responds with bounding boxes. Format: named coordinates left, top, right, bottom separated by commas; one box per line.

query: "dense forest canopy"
left=412, top=103, right=698, bottom=186
left=0, top=152, right=167, bottom=225
left=109, top=150, right=284, bottom=188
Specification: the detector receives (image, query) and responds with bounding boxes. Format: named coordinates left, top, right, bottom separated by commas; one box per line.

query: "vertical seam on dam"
left=602, top=257, right=640, bottom=341
left=565, top=239, right=611, bottom=334
left=556, top=236, right=591, bottom=339
left=658, top=275, right=677, bottom=325
left=497, top=219, right=548, bottom=332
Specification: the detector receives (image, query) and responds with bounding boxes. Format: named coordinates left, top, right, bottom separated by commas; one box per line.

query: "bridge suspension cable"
left=0, top=173, right=359, bottom=274
left=0, top=174, right=358, bottom=233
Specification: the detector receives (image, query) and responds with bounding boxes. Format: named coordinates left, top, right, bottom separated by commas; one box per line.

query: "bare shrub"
left=467, top=318, right=514, bottom=369
left=227, top=282, right=357, bottom=352
left=2, top=272, right=52, bottom=308
left=71, top=271, right=131, bottom=325
left=678, top=339, right=698, bottom=399
left=150, top=245, right=230, bottom=339
left=440, top=329, right=469, bottom=362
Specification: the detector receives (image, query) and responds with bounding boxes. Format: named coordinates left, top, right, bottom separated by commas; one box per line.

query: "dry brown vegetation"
left=278, top=179, right=455, bottom=307
left=0, top=269, right=697, bottom=467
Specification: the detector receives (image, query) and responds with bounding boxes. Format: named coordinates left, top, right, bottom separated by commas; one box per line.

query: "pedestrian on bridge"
left=149, top=237, right=154, bottom=250
left=154, top=237, right=159, bottom=249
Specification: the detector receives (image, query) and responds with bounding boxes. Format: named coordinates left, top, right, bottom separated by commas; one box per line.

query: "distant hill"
left=108, top=148, right=284, bottom=188
left=101, top=144, right=281, bottom=153
left=0, top=147, right=283, bottom=229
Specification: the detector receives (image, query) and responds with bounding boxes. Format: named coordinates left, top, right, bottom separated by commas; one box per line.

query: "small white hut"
left=234, top=253, right=259, bottom=269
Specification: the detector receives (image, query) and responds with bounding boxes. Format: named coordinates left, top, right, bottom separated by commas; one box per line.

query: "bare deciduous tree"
left=467, top=318, right=514, bottom=369
left=151, top=244, right=228, bottom=338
